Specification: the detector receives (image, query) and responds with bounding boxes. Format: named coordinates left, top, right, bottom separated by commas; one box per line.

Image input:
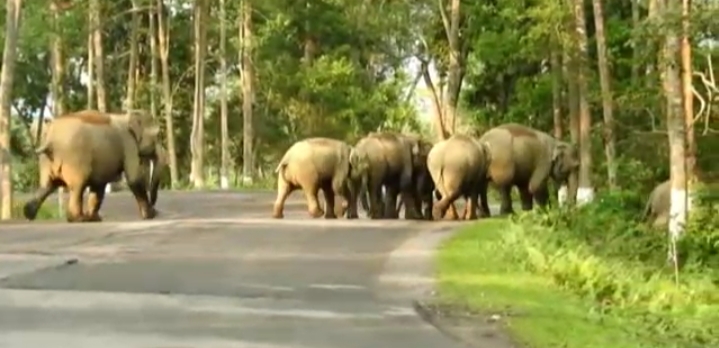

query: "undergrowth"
left=500, top=189, right=719, bottom=347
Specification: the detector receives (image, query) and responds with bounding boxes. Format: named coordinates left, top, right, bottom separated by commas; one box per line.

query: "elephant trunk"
left=566, top=171, right=578, bottom=206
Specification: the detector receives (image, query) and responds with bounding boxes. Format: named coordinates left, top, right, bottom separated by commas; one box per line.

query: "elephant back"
left=280, top=137, right=351, bottom=180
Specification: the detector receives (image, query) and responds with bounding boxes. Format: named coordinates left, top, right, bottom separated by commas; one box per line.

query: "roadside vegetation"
left=436, top=188, right=719, bottom=348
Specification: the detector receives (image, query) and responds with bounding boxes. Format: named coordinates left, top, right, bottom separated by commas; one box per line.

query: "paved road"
left=0, top=191, right=482, bottom=348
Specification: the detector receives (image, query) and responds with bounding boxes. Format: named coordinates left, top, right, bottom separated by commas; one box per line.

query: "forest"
left=0, top=0, right=718, bottom=346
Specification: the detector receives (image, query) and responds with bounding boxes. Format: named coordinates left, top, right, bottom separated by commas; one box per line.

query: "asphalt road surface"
left=0, top=191, right=490, bottom=348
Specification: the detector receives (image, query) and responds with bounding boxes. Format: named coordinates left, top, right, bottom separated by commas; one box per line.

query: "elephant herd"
left=272, top=123, right=581, bottom=221
left=23, top=109, right=165, bottom=223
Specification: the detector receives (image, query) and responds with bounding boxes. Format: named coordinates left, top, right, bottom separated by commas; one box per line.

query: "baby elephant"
left=272, top=137, right=357, bottom=219
left=427, top=134, right=491, bottom=220
left=642, top=180, right=670, bottom=228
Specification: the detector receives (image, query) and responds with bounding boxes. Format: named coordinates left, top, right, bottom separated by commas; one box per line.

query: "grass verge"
left=436, top=219, right=673, bottom=348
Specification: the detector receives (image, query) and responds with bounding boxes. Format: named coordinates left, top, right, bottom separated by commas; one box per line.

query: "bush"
left=496, top=190, right=719, bottom=347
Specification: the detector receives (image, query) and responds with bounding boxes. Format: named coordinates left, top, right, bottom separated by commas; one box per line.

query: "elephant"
left=642, top=180, right=670, bottom=228
left=427, top=134, right=492, bottom=220
left=142, top=142, right=169, bottom=207
left=23, top=110, right=161, bottom=223
left=352, top=132, right=424, bottom=220
left=272, top=137, right=360, bottom=219
left=478, top=123, right=579, bottom=216
left=392, top=134, right=435, bottom=219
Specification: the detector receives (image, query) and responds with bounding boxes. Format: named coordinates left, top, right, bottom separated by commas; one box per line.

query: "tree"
left=124, top=0, right=141, bottom=111
left=190, top=0, right=208, bottom=188
left=572, top=0, right=594, bottom=205
left=591, top=0, right=617, bottom=190
left=241, top=0, right=255, bottom=184
left=0, top=0, right=23, bottom=219
left=663, top=0, right=688, bottom=239
left=219, top=0, right=230, bottom=189
left=156, top=0, right=178, bottom=188
left=90, top=0, right=107, bottom=113
left=681, top=0, right=696, bottom=187
left=50, top=0, right=67, bottom=217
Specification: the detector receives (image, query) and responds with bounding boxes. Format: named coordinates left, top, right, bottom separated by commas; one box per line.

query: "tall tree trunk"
left=0, top=0, right=22, bottom=220
left=124, top=0, right=140, bottom=111
left=190, top=0, right=207, bottom=188
left=682, top=0, right=696, bottom=185
left=86, top=21, right=94, bottom=109
left=551, top=49, right=563, bottom=139
left=50, top=0, right=66, bottom=217
left=219, top=0, right=230, bottom=189
left=663, top=0, right=688, bottom=240
left=241, top=0, right=255, bottom=184
left=157, top=0, right=178, bottom=188
left=562, top=50, right=579, bottom=144
left=573, top=0, right=594, bottom=205
left=631, top=0, right=641, bottom=84
left=592, top=0, right=617, bottom=190
left=149, top=6, right=158, bottom=120
left=90, top=0, right=107, bottom=113
left=439, top=0, right=463, bottom=135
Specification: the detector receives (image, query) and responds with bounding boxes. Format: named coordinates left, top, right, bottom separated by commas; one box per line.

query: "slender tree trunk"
left=157, top=0, right=178, bottom=188
left=551, top=50, right=563, bottom=139
left=682, top=0, right=696, bottom=185
left=50, top=0, right=66, bottom=217
left=241, top=0, right=255, bottom=184
left=562, top=49, right=579, bottom=144
left=439, top=0, right=463, bottom=135
left=149, top=5, right=158, bottom=120
left=592, top=0, right=617, bottom=190
left=0, top=0, right=23, bottom=220
left=86, top=21, right=94, bottom=109
left=190, top=0, right=207, bottom=188
left=631, top=0, right=641, bottom=84
left=124, top=0, right=140, bottom=111
left=90, top=0, right=107, bottom=113
left=573, top=0, right=594, bottom=204
left=662, top=0, right=687, bottom=239
left=219, top=0, right=230, bottom=189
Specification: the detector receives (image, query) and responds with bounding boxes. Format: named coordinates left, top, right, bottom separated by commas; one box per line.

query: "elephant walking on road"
left=427, top=134, right=491, bottom=220
left=478, top=123, right=579, bottom=216
left=272, top=137, right=361, bottom=219
left=352, top=132, right=424, bottom=220
left=24, top=110, right=162, bottom=222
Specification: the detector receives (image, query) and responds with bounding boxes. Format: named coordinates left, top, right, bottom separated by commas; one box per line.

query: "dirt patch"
left=414, top=300, right=521, bottom=348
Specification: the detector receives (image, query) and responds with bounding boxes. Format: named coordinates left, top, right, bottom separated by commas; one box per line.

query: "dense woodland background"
left=0, top=0, right=718, bottom=217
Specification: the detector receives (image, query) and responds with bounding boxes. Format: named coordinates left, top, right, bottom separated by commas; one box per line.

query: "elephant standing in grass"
left=352, top=132, right=423, bottom=220
left=642, top=180, right=670, bottom=228
left=427, top=134, right=491, bottom=220
left=478, top=123, right=579, bottom=216
left=272, top=137, right=359, bottom=219
left=24, top=110, right=161, bottom=222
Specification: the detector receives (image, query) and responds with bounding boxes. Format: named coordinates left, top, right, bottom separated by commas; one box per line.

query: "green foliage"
left=494, top=191, right=719, bottom=347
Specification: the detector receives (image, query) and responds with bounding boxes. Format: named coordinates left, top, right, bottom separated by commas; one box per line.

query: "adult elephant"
left=352, top=132, right=424, bottom=220
left=642, top=180, right=670, bottom=228
left=24, top=110, right=161, bottom=222
left=427, top=134, right=492, bottom=220
left=392, top=134, right=434, bottom=219
left=478, top=123, right=579, bottom=216
left=141, top=142, right=169, bottom=207
left=272, top=137, right=362, bottom=219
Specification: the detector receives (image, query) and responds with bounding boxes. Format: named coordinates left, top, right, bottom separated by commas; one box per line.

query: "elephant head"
left=113, top=110, right=161, bottom=156
left=551, top=142, right=580, bottom=205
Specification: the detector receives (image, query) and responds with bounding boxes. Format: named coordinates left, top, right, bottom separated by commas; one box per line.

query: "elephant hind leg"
left=498, top=185, right=515, bottom=215
left=85, top=184, right=107, bottom=222
left=272, top=176, right=294, bottom=219
left=433, top=189, right=460, bottom=220
left=302, top=183, right=323, bottom=218
left=24, top=179, right=62, bottom=221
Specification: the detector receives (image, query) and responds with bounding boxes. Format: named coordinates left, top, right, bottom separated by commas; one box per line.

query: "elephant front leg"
left=321, top=184, right=338, bottom=219
left=84, top=184, right=107, bottom=222
left=518, top=185, right=533, bottom=211
left=383, top=185, right=400, bottom=219
left=534, top=185, right=550, bottom=210
left=127, top=180, right=157, bottom=220
left=397, top=188, right=421, bottom=220
left=367, top=181, right=384, bottom=219
left=478, top=181, right=491, bottom=218
left=463, top=194, right=479, bottom=220
left=499, top=185, right=514, bottom=215
left=23, top=181, right=60, bottom=221
left=302, top=185, right=324, bottom=218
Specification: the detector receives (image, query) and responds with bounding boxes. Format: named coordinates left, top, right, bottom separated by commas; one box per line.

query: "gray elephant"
left=427, top=134, right=491, bottom=220
left=352, top=132, right=424, bottom=220
left=642, top=180, right=670, bottom=228
left=141, top=142, right=169, bottom=207
left=272, top=137, right=359, bottom=219
left=391, top=134, right=435, bottom=219
left=478, top=123, right=579, bottom=215
left=24, top=109, right=161, bottom=222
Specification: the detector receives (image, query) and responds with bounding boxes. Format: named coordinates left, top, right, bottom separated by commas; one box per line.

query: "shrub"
left=495, top=189, right=719, bottom=347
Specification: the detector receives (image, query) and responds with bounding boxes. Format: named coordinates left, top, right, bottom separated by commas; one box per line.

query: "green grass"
left=435, top=219, right=656, bottom=348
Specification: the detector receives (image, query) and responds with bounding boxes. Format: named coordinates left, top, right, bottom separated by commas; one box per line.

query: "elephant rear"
left=427, top=135, right=488, bottom=198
